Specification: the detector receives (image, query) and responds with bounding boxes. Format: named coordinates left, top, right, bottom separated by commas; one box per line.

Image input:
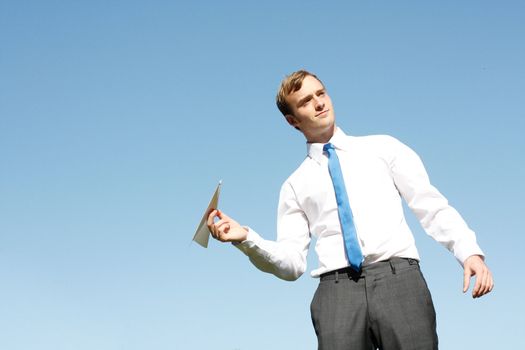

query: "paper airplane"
left=192, top=180, right=222, bottom=248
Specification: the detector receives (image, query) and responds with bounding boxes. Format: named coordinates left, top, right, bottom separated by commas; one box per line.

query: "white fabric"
left=235, top=128, right=484, bottom=280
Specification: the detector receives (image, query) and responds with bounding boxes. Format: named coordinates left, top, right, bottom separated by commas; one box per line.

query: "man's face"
left=285, top=75, right=335, bottom=142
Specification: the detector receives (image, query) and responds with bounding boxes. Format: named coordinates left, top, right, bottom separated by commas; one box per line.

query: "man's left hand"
left=463, top=255, right=494, bottom=298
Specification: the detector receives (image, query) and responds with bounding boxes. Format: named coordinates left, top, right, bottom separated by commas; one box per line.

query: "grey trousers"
left=310, top=258, right=438, bottom=350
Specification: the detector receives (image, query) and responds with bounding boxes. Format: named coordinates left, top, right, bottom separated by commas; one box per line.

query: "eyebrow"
left=297, top=88, right=325, bottom=107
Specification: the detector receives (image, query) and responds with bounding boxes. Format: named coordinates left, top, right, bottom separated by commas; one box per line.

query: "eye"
left=300, top=98, right=312, bottom=107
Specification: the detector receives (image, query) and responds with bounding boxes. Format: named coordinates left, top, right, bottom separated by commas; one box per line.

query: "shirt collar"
left=306, top=127, right=351, bottom=164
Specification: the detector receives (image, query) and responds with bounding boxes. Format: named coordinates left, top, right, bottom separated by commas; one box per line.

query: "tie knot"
left=323, top=143, right=334, bottom=152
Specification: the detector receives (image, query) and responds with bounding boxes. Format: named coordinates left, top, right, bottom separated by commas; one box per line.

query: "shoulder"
left=348, top=134, right=405, bottom=156
left=284, top=156, right=314, bottom=183
left=351, top=134, right=402, bottom=147
left=349, top=135, right=423, bottom=169
left=280, top=156, right=318, bottom=195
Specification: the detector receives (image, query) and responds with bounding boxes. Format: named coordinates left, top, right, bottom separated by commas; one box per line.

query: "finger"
left=207, top=209, right=218, bottom=226
left=471, top=268, right=482, bottom=297
left=207, top=210, right=220, bottom=238
left=214, top=218, right=228, bottom=227
left=209, top=224, right=219, bottom=239
left=474, top=266, right=491, bottom=298
left=472, top=270, right=483, bottom=298
left=216, top=210, right=231, bottom=221
left=215, top=220, right=230, bottom=232
left=488, top=274, right=494, bottom=293
left=481, top=268, right=492, bottom=296
left=480, top=271, right=494, bottom=297
left=216, top=225, right=232, bottom=242
left=474, top=275, right=485, bottom=298
left=463, top=268, right=471, bottom=293
left=480, top=269, right=491, bottom=297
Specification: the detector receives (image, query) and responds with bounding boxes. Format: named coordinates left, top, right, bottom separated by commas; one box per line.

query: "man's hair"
left=276, top=70, right=323, bottom=116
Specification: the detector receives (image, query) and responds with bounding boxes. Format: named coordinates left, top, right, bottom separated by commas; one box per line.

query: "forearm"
left=416, top=195, right=484, bottom=264
left=235, top=228, right=310, bottom=281
left=390, top=137, right=484, bottom=264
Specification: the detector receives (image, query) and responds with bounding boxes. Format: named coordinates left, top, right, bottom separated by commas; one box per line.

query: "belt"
left=320, top=257, right=419, bottom=281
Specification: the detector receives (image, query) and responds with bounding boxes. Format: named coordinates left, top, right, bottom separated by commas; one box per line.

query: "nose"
left=314, top=96, right=325, bottom=110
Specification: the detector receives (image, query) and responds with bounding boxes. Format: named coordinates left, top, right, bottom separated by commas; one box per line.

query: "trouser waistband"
left=319, top=257, right=419, bottom=282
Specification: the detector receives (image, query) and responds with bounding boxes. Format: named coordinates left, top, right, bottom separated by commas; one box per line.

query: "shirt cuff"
left=232, top=227, right=260, bottom=252
left=455, top=244, right=485, bottom=266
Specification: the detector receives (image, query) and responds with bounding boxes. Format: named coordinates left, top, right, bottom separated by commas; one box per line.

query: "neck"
left=305, top=124, right=336, bottom=143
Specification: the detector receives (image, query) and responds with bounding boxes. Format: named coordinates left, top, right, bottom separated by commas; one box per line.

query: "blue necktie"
left=323, top=143, right=363, bottom=272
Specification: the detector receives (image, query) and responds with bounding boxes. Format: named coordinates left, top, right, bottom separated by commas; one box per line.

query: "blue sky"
left=1, top=1, right=524, bottom=349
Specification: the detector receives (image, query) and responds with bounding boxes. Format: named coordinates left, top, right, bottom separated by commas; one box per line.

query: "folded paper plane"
left=192, top=181, right=222, bottom=248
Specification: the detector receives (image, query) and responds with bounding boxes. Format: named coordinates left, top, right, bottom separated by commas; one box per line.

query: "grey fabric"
left=310, top=258, right=438, bottom=350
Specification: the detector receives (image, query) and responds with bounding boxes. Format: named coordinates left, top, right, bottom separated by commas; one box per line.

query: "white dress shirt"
left=235, top=128, right=484, bottom=280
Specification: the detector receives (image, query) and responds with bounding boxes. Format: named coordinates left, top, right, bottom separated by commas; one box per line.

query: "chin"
left=323, top=116, right=336, bottom=129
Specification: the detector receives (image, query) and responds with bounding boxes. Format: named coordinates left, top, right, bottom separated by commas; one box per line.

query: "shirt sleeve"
left=234, top=181, right=311, bottom=281
left=387, top=136, right=484, bottom=265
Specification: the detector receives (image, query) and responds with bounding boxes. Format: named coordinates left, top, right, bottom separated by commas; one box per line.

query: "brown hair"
left=276, top=70, right=323, bottom=116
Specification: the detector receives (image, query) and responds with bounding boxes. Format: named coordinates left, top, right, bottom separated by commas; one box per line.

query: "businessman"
left=207, top=70, right=493, bottom=350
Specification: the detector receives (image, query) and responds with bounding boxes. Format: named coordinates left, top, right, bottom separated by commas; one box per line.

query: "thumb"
left=216, top=210, right=229, bottom=221
left=463, top=267, right=471, bottom=293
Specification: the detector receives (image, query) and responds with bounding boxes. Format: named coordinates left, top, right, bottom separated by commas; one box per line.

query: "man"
left=207, top=70, right=493, bottom=349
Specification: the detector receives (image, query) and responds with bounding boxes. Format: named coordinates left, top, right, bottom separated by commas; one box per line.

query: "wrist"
left=239, top=226, right=249, bottom=242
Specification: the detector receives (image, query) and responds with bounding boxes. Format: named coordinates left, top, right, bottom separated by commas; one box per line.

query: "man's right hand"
left=207, top=209, right=248, bottom=243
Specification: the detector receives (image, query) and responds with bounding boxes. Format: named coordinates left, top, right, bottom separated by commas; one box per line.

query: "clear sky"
left=1, top=1, right=524, bottom=349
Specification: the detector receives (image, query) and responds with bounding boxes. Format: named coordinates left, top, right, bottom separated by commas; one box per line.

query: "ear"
left=285, top=114, right=301, bottom=131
